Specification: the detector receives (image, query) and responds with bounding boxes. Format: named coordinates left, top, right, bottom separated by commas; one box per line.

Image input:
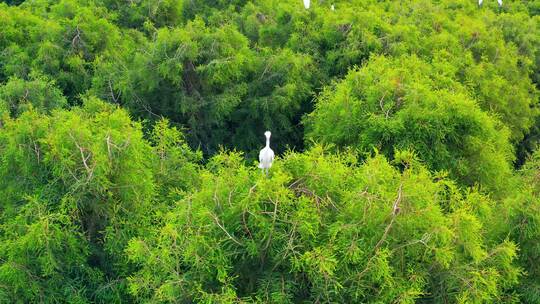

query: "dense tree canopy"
left=0, top=0, right=539, bottom=303
left=126, top=148, right=521, bottom=303
left=306, top=55, right=514, bottom=193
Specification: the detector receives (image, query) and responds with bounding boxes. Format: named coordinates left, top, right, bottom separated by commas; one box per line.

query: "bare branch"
left=69, top=132, right=94, bottom=182
left=71, top=25, right=82, bottom=49
left=106, top=134, right=112, bottom=160
left=108, top=79, right=119, bottom=103
left=210, top=212, right=243, bottom=246
left=379, top=91, right=391, bottom=119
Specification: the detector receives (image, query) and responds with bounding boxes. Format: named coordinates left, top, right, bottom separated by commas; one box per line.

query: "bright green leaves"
left=0, top=0, right=125, bottom=102
left=498, top=149, right=540, bottom=302
left=0, top=99, right=203, bottom=302
left=0, top=97, right=155, bottom=206
left=0, top=0, right=538, bottom=302
left=126, top=146, right=519, bottom=303
left=0, top=196, right=99, bottom=303
left=151, top=118, right=202, bottom=198
left=306, top=55, right=513, bottom=193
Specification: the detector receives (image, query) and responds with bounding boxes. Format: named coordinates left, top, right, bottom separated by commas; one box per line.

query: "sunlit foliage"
left=0, top=0, right=539, bottom=303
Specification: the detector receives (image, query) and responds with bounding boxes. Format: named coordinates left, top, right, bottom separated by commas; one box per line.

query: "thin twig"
left=108, top=79, right=119, bottom=103
left=358, top=183, right=403, bottom=279
left=210, top=212, right=243, bottom=246
left=263, top=196, right=279, bottom=251
left=379, top=91, right=391, bottom=119
left=71, top=25, right=81, bottom=49
left=242, top=210, right=253, bottom=239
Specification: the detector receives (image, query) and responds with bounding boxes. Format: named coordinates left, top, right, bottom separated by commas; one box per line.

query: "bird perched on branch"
left=259, top=131, right=275, bottom=176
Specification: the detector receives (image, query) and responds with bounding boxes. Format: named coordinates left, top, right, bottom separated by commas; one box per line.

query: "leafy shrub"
left=306, top=55, right=513, bottom=193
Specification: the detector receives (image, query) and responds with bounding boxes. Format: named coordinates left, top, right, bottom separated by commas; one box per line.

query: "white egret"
left=479, top=0, right=502, bottom=6
left=303, top=0, right=310, bottom=9
left=258, top=131, right=275, bottom=176
left=331, top=4, right=335, bottom=11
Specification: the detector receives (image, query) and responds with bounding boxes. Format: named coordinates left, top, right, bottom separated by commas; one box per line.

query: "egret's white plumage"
left=479, top=0, right=502, bottom=6
left=259, top=131, right=275, bottom=175
left=303, top=0, right=310, bottom=9
left=331, top=4, right=335, bottom=11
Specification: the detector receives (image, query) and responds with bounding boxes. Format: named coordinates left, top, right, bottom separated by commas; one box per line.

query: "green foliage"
left=0, top=0, right=539, bottom=302
left=97, top=0, right=185, bottom=29
left=0, top=0, right=124, bottom=102
left=0, top=99, right=147, bottom=301
left=0, top=197, right=100, bottom=303
left=92, top=17, right=316, bottom=155
left=150, top=118, right=202, bottom=199
left=306, top=55, right=513, bottom=192
left=0, top=73, right=67, bottom=116
left=126, top=147, right=520, bottom=303
left=0, top=99, right=201, bottom=302
left=497, top=149, right=540, bottom=303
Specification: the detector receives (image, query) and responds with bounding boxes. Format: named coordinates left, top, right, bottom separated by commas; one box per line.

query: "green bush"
left=0, top=99, right=199, bottom=302
left=306, top=55, right=513, bottom=193
left=126, top=147, right=520, bottom=303
left=0, top=0, right=538, bottom=302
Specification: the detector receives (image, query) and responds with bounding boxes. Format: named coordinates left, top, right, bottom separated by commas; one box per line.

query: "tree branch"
left=210, top=212, right=243, bottom=246
left=358, top=183, right=403, bottom=279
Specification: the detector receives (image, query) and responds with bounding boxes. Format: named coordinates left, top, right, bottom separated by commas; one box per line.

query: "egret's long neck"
left=265, top=136, right=270, bottom=147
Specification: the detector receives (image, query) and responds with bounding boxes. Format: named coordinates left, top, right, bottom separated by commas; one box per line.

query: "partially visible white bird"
left=259, top=131, right=275, bottom=176
left=331, top=4, right=335, bottom=11
left=479, top=0, right=502, bottom=6
left=303, top=0, right=310, bottom=9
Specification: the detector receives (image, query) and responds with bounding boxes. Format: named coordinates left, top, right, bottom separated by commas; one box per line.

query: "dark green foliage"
left=1, top=0, right=25, bottom=5
left=92, top=18, right=316, bottom=156
left=97, top=0, right=185, bottom=29
left=0, top=73, right=67, bottom=116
